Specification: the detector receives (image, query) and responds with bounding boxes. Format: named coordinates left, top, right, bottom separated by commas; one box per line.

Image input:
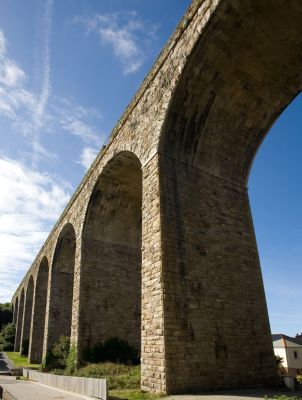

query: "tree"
left=0, top=323, right=16, bottom=351
left=0, top=303, right=13, bottom=330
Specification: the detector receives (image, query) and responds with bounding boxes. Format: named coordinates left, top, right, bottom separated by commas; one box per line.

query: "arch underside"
left=21, top=276, right=34, bottom=355
left=80, top=151, right=142, bottom=357
left=14, top=289, right=24, bottom=352
left=29, top=258, right=49, bottom=363
left=47, top=224, right=76, bottom=350
left=162, top=0, right=302, bottom=184
left=159, top=0, right=302, bottom=393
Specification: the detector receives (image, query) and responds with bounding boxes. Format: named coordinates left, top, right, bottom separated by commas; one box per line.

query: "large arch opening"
left=79, top=151, right=142, bottom=359
left=20, top=276, right=34, bottom=355
left=249, top=92, right=302, bottom=375
left=158, top=0, right=302, bottom=393
left=13, top=297, right=18, bottom=325
left=29, top=257, right=49, bottom=364
left=14, top=288, right=24, bottom=352
left=47, top=223, right=76, bottom=350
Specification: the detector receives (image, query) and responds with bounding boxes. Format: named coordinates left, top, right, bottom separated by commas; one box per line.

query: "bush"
left=296, top=375, right=302, bottom=384
left=44, top=336, right=70, bottom=369
left=0, top=323, right=15, bottom=351
left=83, top=337, right=139, bottom=365
left=66, top=343, right=77, bottom=374
left=0, top=303, right=13, bottom=331
left=265, top=396, right=301, bottom=400
left=52, top=362, right=141, bottom=390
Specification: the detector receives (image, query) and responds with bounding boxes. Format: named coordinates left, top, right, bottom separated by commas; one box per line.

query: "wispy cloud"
left=0, top=30, right=26, bottom=88
left=79, top=147, right=99, bottom=170
left=0, top=0, right=54, bottom=165
left=76, top=11, right=157, bottom=75
left=0, top=28, right=105, bottom=164
left=33, top=0, right=53, bottom=130
left=0, top=156, right=70, bottom=302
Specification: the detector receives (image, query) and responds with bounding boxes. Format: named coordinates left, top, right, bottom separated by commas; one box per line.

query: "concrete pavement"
left=0, top=375, right=92, bottom=400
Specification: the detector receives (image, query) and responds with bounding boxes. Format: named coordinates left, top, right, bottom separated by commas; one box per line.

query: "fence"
left=23, top=369, right=108, bottom=400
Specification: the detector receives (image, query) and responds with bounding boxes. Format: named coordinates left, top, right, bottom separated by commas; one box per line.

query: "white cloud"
left=0, top=28, right=26, bottom=88
left=0, top=28, right=105, bottom=164
left=0, top=156, right=70, bottom=302
left=61, top=115, right=102, bottom=146
left=0, top=60, right=25, bottom=87
left=33, top=0, right=53, bottom=129
left=79, top=147, right=99, bottom=170
left=77, top=11, right=157, bottom=75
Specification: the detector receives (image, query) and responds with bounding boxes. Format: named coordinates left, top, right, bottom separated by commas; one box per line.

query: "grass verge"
left=6, top=351, right=40, bottom=369
left=265, top=397, right=302, bottom=400
left=52, top=362, right=164, bottom=399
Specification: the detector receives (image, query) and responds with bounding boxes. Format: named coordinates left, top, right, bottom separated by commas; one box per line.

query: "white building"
left=272, top=334, right=302, bottom=376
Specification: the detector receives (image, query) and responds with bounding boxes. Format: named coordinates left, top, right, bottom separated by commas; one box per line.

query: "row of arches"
left=12, top=151, right=143, bottom=364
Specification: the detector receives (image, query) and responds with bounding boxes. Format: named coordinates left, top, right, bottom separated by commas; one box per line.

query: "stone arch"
left=46, top=223, right=76, bottom=350
left=79, top=150, right=142, bottom=358
left=160, top=1, right=302, bottom=182
left=29, top=257, right=49, bottom=363
left=156, top=0, right=302, bottom=393
left=20, top=276, right=34, bottom=355
left=14, top=288, right=24, bottom=352
left=13, top=297, right=18, bottom=325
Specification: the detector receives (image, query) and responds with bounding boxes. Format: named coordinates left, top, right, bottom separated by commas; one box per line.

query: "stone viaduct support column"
left=20, top=276, right=34, bottom=355
left=14, top=289, right=24, bottom=352
left=29, top=258, right=49, bottom=364
left=140, top=154, right=166, bottom=393
left=157, top=154, right=276, bottom=393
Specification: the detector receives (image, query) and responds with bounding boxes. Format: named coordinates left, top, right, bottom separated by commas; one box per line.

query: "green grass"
left=265, top=396, right=302, bottom=400
left=109, top=389, right=164, bottom=400
left=5, top=351, right=40, bottom=369
left=53, top=362, right=141, bottom=390
left=52, top=362, right=165, bottom=399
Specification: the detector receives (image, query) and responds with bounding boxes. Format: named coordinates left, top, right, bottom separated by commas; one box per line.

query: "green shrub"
left=51, top=361, right=141, bottom=391
left=44, top=336, right=70, bottom=369
left=0, top=303, right=13, bottom=330
left=265, top=396, right=301, bottom=400
left=83, top=337, right=139, bottom=365
left=52, top=336, right=70, bottom=368
left=296, top=374, right=302, bottom=384
left=0, top=323, right=15, bottom=351
left=66, top=343, right=77, bottom=374
left=51, top=368, right=65, bottom=375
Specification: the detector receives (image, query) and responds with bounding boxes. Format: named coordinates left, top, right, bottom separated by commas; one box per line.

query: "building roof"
left=272, top=334, right=302, bottom=346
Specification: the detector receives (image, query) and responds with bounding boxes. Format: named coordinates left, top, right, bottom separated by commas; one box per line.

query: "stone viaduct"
left=11, top=0, right=302, bottom=394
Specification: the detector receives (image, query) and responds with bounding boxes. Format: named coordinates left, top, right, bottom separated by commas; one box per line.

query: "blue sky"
left=0, top=0, right=301, bottom=337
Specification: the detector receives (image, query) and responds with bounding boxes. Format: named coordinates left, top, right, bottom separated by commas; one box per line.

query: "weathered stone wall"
left=11, top=0, right=302, bottom=393
left=159, top=154, right=276, bottom=392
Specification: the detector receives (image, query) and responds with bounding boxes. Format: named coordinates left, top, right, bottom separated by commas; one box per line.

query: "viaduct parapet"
left=11, top=0, right=302, bottom=394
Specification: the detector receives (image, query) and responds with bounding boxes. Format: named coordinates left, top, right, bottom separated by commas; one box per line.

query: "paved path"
left=0, top=352, right=13, bottom=373
left=0, top=375, right=92, bottom=400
